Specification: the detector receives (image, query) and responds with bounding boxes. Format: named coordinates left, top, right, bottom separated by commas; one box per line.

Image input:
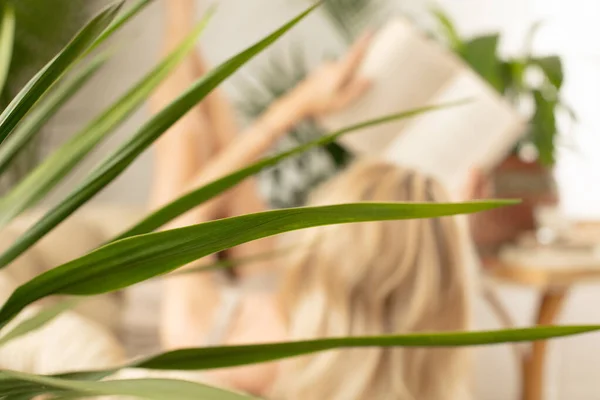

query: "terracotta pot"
left=471, top=155, right=558, bottom=256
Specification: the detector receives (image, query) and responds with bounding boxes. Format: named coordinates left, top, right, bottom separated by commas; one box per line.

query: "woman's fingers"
left=266, top=31, right=375, bottom=118
left=337, top=31, right=374, bottom=86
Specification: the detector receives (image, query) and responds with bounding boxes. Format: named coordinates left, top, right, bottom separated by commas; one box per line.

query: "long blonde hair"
left=272, top=160, right=472, bottom=400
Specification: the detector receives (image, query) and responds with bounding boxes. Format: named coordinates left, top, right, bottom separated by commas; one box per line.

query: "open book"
left=320, top=17, right=526, bottom=196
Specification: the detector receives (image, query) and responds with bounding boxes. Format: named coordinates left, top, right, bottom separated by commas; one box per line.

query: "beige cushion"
left=0, top=302, right=125, bottom=374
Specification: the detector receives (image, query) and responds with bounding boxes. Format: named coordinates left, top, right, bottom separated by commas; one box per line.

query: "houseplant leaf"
left=531, top=89, right=558, bottom=166
left=462, top=34, right=502, bottom=91
left=0, top=200, right=514, bottom=328
left=532, top=55, right=563, bottom=90
left=0, top=2, right=121, bottom=144
left=0, top=3, right=320, bottom=268
left=87, top=0, right=155, bottom=55
left=0, top=12, right=212, bottom=231
left=3, top=324, right=599, bottom=396
left=0, top=55, right=107, bottom=174
left=0, top=298, right=78, bottom=347
left=0, top=3, right=15, bottom=95
left=133, top=325, right=600, bottom=370
left=0, top=370, right=253, bottom=400
left=431, top=8, right=464, bottom=52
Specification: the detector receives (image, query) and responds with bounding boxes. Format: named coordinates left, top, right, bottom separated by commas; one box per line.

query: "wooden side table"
left=483, top=247, right=600, bottom=400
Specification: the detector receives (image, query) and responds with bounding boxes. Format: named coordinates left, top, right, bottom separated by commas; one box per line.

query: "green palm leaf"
left=0, top=0, right=155, bottom=188
left=0, top=3, right=15, bottom=95
left=87, top=0, right=155, bottom=55
left=136, top=325, right=600, bottom=370
left=431, top=8, right=464, bottom=52
left=0, top=54, right=107, bottom=174
left=0, top=371, right=253, bottom=400
left=0, top=12, right=211, bottom=232
left=0, top=298, right=78, bottom=347
left=0, top=200, right=512, bottom=328
left=0, top=2, right=121, bottom=144
left=2, top=324, right=598, bottom=399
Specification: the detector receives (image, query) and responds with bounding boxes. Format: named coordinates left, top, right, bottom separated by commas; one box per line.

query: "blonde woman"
left=153, top=1, right=476, bottom=398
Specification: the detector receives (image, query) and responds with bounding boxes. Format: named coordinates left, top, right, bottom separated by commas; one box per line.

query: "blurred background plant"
left=433, top=10, right=573, bottom=168
left=432, top=10, right=574, bottom=249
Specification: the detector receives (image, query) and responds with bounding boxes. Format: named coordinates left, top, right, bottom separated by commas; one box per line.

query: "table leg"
left=521, top=289, right=568, bottom=400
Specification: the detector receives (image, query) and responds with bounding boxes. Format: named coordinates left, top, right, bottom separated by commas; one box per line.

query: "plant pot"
left=471, top=155, right=558, bottom=256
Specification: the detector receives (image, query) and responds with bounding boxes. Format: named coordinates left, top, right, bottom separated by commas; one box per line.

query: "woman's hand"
left=286, top=32, right=373, bottom=118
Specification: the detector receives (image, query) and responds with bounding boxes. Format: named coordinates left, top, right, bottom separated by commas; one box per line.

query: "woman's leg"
left=180, top=11, right=276, bottom=278
left=153, top=0, right=224, bottom=349
left=188, top=49, right=238, bottom=153
left=150, top=1, right=221, bottom=212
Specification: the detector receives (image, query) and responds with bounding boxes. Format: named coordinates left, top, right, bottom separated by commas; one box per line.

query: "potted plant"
left=434, top=11, right=574, bottom=252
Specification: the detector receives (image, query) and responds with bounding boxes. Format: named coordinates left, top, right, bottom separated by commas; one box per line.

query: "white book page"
left=384, top=70, right=526, bottom=197
left=319, top=17, right=463, bottom=154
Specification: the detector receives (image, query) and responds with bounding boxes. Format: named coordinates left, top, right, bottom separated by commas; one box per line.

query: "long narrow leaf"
left=431, top=8, right=464, bottom=53
left=0, top=200, right=513, bottom=328
left=0, top=369, right=118, bottom=399
left=2, top=324, right=598, bottom=397
left=0, top=371, right=253, bottom=400
left=0, top=371, right=115, bottom=399
left=135, top=325, right=600, bottom=370
left=87, top=0, right=155, bottom=55
left=0, top=13, right=212, bottom=233
left=0, top=2, right=122, bottom=144
left=115, top=102, right=465, bottom=240
left=0, top=298, right=78, bottom=347
left=0, top=56, right=107, bottom=174
left=0, top=4, right=319, bottom=269
left=0, top=370, right=117, bottom=397
left=0, top=3, right=15, bottom=95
